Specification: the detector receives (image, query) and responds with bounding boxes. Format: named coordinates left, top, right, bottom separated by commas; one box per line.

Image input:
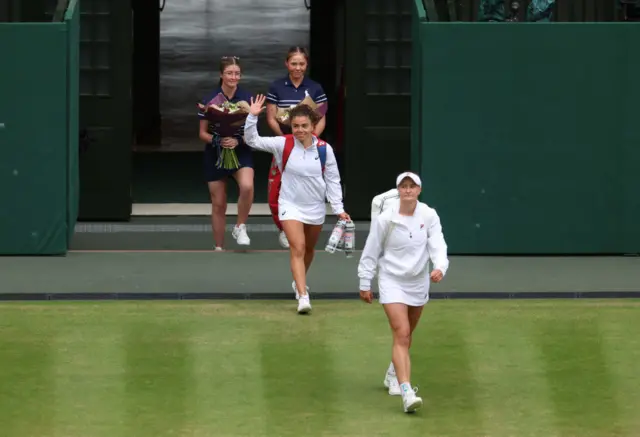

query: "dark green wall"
left=416, top=23, right=640, bottom=254
left=0, top=7, right=79, bottom=254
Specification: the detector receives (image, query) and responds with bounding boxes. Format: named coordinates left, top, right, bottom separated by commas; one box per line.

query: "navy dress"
left=198, top=86, right=254, bottom=182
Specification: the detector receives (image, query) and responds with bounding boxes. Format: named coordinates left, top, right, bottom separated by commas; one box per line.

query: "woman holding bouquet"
left=198, top=56, right=254, bottom=250
left=244, top=94, right=349, bottom=314
left=266, top=46, right=328, bottom=136
left=265, top=46, right=329, bottom=249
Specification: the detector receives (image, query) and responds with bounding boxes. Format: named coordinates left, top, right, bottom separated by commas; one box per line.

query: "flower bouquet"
left=197, top=93, right=251, bottom=169
left=275, top=90, right=328, bottom=126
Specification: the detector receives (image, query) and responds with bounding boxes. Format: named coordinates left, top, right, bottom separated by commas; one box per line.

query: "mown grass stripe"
left=189, top=313, right=269, bottom=437
left=413, top=302, right=485, bottom=436
left=464, top=304, right=560, bottom=437
left=0, top=323, right=56, bottom=437
left=535, top=310, right=623, bottom=436
left=52, top=327, right=125, bottom=437
left=123, top=320, right=196, bottom=437
left=596, top=304, right=640, bottom=436
left=259, top=313, right=341, bottom=437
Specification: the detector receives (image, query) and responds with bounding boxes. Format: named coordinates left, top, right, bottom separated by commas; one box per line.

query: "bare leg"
left=207, top=180, right=227, bottom=248
left=282, top=220, right=307, bottom=296
left=232, top=167, right=254, bottom=225
left=385, top=304, right=425, bottom=375
left=383, top=303, right=413, bottom=385
left=303, top=224, right=323, bottom=273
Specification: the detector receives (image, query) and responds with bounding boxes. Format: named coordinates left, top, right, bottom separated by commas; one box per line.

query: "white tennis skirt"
left=278, top=201, right=325, bottom=226
left=378, top=271, right=431, bottom=307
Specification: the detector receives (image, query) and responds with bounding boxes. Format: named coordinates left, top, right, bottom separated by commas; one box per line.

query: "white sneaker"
left=214, top=246, right=223, bottom=251
left=292, top=281, right=309, bottom=300
left=278, top=231, right=289, bottom=248
left=297, top=294, right=312, bottom=314
left=232, top=224, right=250, bottom=246
left=384, top=373, right=401, bottom=396
left=401, top=385, right=423, bottom=413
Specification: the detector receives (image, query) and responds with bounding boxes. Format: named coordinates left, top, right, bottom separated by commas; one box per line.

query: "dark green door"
left=344, top=0, right=413, bottom=219
left=78, top=0, right=132, bottom=220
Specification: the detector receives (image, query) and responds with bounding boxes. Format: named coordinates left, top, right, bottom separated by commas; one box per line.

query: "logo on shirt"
left=420, top=224, right=424, bottom=229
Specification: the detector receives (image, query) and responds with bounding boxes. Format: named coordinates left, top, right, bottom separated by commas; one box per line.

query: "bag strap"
left=422, top=207, right=431, bottom=237
left=317, top=139, right=327, bottom=173
left=282, top=135, right=295, bottom=172
left=381, top=221, right=396, bottom=250
left=283, top=134, right=327, bottom=174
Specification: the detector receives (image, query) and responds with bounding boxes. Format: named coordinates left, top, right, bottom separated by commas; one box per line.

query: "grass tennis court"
left=1, top=300, right=639, bottom=437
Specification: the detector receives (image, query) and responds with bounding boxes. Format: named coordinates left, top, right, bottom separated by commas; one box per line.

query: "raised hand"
left=249, top=94, right=267, bottom=116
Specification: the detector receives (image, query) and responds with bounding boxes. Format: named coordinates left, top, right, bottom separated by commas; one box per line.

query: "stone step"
left=70, top=217, right=371, bottom=251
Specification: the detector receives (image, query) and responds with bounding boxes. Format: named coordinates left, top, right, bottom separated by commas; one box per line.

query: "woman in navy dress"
left=265, top=46, right=329, bottom=249
left=198, top=56, right=254, bottom=250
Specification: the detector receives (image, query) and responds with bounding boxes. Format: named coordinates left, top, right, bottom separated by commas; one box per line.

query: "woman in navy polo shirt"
left=266, top=46, right=328, bottom=248
left=198, top=56, right=254, bottom=250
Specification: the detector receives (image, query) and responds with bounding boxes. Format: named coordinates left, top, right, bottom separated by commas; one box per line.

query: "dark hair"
left=286, top=46, right=309, bottom=62
left=218, top=56, right=241, bottom=86
left=289, top=104, right=321, bottom=125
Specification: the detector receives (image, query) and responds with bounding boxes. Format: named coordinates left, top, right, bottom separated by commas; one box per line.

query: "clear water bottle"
left=325, top=220, right=346, bottom=253
left=343, top=221, right=355, bottom=258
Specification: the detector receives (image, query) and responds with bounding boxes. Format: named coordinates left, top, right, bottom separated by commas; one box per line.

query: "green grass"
left=0, top=300, right=639, bottom=437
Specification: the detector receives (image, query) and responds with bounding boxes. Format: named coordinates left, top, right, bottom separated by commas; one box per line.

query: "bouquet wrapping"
left=275, top=90, right=328, bottom=126
left=197, top=93, right=251, bottom=169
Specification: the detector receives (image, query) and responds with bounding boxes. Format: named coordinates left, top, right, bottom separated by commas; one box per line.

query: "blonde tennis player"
left=357, top=171, right=449, bottom=413
left=244, top=94, right=350, bottom=314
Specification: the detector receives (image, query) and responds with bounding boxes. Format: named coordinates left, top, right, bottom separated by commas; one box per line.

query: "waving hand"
left=249, top=95, right=267, bottom=116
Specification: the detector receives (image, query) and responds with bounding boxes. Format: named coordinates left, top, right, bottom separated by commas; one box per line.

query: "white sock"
left=387, top=362, right=395, bottom=376
left=400, top=382, right=413, bottom=396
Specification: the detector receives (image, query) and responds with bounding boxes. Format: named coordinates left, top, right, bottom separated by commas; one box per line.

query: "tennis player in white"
left=244, top=94, right=350, bottom=314
left=357, top=171, right=449, bottom=413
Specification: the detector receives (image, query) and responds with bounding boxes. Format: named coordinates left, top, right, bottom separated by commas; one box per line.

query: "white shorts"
left=378, top=271, right=430, bottom=307
left=278, top=201, right=325, bottom=226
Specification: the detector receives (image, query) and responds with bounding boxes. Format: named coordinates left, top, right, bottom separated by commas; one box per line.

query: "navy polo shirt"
left=198, top=85, right=253, bottom=140
left=266, top=76, right=327, bottom=110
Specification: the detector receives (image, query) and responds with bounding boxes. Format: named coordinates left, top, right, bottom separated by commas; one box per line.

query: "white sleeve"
left=427, top=211, right=449, bottom=276
left=243, top=113, right=285, bottom=155
left=323, top=145, right=344, bottom=215
left=357, top=216, right=387, bottom=290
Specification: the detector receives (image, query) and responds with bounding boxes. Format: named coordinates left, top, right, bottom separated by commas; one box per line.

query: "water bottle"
left=343, top=220, right=355, bottom=258
left=325, top=220, right=346, bottom=253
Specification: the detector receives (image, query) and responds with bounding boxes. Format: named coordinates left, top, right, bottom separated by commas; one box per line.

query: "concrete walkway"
left=1, top=251, right=638, bottom=300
